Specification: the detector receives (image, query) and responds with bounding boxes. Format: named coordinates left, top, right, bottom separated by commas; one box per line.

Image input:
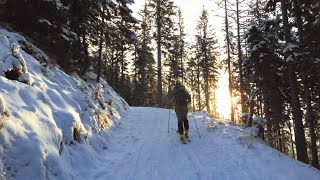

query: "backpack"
left=173, top=86, right=189, bottom=105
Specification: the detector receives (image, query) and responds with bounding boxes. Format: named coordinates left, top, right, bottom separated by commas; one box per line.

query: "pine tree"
left=279, top=0, right=309, bottom=163
left=291, top=0, right=319, bottom=168
left=223, top=0, right=235, bottom=121
left=132, top=1, right=156, bottom=106
left=177, top=8, right=187, bottom=84
left=149, top=0, right=176, bottom=107
left=194, top=8, right=219, bottom=114
left=244, top=24, right=284, bottom=148
left=165, top=7, right=187, bottom=88
left=236, top=0, right=246, bottom=115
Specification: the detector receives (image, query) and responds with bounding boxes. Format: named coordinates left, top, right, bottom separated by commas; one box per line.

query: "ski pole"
left=193, top=113, right=201, bottom=138
left=168, top=108, right=170, bottom=134
left=167, top=101, right=171, bottom=134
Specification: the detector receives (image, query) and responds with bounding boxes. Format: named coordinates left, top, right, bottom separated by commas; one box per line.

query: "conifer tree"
left=132, top=1, right=156, bottom=106
left=195, top=8, right=219, bottom=114
left=149, top=0, right=176, bottom=107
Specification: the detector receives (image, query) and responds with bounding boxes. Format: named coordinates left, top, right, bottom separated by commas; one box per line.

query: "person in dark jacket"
left=168, top=81, right=191, bottom=143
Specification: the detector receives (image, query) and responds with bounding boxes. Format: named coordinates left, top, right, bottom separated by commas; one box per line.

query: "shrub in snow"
left=82, top=82, right=119, bottom=132
left=96, top=113, right=111, bottom=130
left=241, top=113, right=249, bottom=124
left=250, top=116, right=265, bottom=137
left=95, top=83, right=104, bottom=99
left=73, top=127, right=81, bottom=144
left=0, top=37, right=34, bottom=85
left=94, top=83, right=107, bottom=109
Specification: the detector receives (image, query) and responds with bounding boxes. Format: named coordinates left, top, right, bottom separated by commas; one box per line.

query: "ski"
left=185, top=135, right=191, bottom=142
left=180, top=137, right=187, bottom=144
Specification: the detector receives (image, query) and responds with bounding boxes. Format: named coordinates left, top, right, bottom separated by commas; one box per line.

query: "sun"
left=215, top=72, right=231, bottom=119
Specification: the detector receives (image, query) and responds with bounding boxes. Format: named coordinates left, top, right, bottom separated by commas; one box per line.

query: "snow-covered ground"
left=0, top=27, right=128, bottom=179
left=0, top=27, right=320, bottom=180
left=84, top=107, right=320, bottom=180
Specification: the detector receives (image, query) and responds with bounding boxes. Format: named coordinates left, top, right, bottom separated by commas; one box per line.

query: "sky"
left=129, top=0, right=231, bottom=118
left=130, top=0, right=224, bottom=39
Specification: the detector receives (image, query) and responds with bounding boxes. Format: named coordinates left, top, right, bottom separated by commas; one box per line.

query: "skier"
left=168, top=81, right=191, bottom=144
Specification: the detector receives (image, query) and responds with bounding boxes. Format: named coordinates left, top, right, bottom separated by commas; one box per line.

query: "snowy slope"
left=87, top=107, right=320, bottom=180
left=0, top=27, right=129, bottom=179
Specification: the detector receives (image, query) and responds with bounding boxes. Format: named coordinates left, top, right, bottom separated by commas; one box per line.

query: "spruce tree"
left=132, top=1, right=156, bottom=106
left=195, top=8, right=219, bottom=114
left=149, top=0, right=176, bottom=107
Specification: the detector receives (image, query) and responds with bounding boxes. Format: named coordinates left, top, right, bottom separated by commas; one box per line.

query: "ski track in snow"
left=77, top=107, right=320, bottom=180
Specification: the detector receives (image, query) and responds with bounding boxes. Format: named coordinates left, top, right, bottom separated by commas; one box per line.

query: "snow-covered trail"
left=83, top=107, right=320, bottom=180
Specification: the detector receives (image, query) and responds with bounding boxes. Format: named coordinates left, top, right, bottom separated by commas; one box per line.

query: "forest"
left=0, top=0, right=319, bottom=169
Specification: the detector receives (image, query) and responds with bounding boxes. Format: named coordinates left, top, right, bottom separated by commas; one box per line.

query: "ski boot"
left=179, top=134, right=186, bottom=144
left=184, top=130, right=191, bottom=142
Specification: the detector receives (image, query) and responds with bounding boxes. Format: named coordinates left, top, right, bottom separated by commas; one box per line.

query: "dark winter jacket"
left=168, top=84, right=191, bottom=121
left=168, top=84, right=191, bottom=106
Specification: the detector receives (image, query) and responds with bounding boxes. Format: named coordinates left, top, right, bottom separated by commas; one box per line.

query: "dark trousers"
left=175, top=104, right=189, bottom=135
left=178, top=118, right=189, bottom=135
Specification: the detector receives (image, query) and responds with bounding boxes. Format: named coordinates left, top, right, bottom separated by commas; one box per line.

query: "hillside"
left=0, top=27, right=129, bottom=179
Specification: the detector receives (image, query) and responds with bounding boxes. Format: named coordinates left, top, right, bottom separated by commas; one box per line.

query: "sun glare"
left=215, top=72, right=231, bottom=119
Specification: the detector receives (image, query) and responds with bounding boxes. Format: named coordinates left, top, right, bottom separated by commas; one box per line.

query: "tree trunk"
left=224, top=0, right=234, bottom=122
left=96, top=5, right=105, bottom=83
left=197, top=64, right=201, bottom=111
left=246, top=99, right=254, bottom=127
left=213, top=89, right=217, bottom=116
left=287, top=118, right=296, bottom=159
left=294, top=0, right=319, bottom=168
left=280, top=0, right=309, bottom=164
left=156, top=0, right=162, bottom=107
left=304, top=81, right=319, bottom=168
left=81, top=33, right=89, bottom=76
left=178, top=9, right=184, bottom=84
left=236, top=0, right=246, bottom=114
left=121, top=42, right=125, bottom=84
left=203, top=29, right=210, bottom=113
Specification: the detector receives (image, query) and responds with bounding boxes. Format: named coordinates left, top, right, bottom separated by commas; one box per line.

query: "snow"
left=0, top=27, right=320, bottom=180
left=283, top=43, right=299, bottom=53
left=243, top=28, right=251, bottom=38
left=61, top=27, right=78, bottom=41
left=0, top=35, right=33, bottom=84
left=0, top=94, right=8, bottom=116
left=38, top=19, right=53, bottom=26
left=314, top=13, right=320, bottom=25
left=83, top=108, right=320, bottom=180
left=248, top=116, right=265, bottom=137
left=251, top=44, right=261, bottom=52
left=253, top=116, right=264, bottom=127
left=286, top=54, right=295, bottom=62
left=60, top=34, right=70, bottom=42
left=251, top=41, right=266, bottom=53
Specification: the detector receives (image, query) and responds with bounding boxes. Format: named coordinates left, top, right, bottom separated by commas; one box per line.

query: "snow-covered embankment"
left=0, top=27, right=128, bottom=180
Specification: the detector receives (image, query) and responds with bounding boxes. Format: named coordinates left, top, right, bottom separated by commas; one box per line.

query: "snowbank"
left=0, top=27, right=129, bottom=180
